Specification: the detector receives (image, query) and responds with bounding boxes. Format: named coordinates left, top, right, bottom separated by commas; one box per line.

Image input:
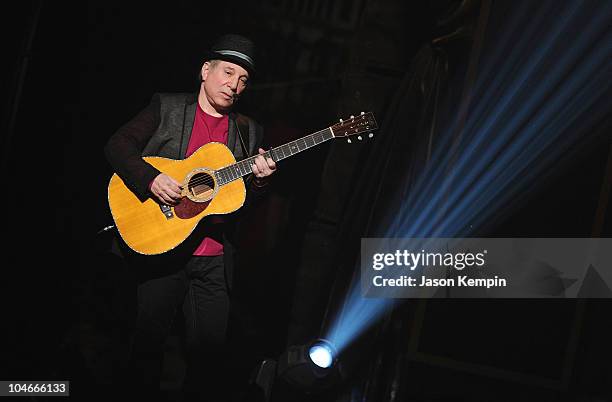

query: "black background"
left=2, top=1, right=611, bottom=401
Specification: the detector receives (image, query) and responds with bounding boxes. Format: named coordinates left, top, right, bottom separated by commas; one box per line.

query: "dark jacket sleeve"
left=104, top=94, right=162, bottom=200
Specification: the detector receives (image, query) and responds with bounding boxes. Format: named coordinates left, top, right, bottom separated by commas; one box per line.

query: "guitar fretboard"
left=215, top=127, right=334, bottom=185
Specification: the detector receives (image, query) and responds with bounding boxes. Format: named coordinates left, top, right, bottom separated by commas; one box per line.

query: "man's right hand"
left=150, top=173, right=183, bottom=205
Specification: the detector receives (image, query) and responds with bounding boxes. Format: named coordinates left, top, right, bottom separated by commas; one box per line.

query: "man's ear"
left=201, top=61, right=210, bottom=81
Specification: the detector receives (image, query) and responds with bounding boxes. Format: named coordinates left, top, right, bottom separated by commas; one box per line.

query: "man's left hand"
left=252, top=148, right=277, bottom=180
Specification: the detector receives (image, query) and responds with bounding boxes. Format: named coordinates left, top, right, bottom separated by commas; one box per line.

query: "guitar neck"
left=216, top=127, right=334, bottom=185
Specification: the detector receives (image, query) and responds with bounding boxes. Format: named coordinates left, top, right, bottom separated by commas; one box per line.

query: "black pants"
left=128, top=255, right=229, bottom=401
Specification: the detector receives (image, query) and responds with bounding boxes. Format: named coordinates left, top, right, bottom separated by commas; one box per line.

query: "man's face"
left=201, top=60, right=249, bottom=112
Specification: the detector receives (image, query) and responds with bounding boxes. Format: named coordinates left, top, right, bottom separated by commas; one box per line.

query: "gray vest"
left=142, top=92, right=260, bottom=161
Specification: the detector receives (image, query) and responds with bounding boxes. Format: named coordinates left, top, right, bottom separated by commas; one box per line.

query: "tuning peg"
left=361, top=112, right=365, bottom=115
left=339, top=118, right=343, bottom=123
left=347, top=139, right=352, bottom=143
left=350, top=115, right=354, bottom=119
left=369, top=133, right=374, bottom=138
left=358, top=136, right=362, bottom=140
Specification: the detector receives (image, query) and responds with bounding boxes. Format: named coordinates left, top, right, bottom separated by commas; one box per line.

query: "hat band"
left=215, top=50, right=254, bottom=67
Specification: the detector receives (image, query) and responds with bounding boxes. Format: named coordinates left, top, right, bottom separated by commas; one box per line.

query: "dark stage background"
left=2, top=1, right=611, bottom=401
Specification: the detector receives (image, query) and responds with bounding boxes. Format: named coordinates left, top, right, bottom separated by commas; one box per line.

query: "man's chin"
left=211, top=100, right=233, bottom=113
left=218, top=98, right=234, bottom=108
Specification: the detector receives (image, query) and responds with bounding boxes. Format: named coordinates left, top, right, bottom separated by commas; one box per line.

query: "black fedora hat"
left=204, top=34, right=256, bottom=76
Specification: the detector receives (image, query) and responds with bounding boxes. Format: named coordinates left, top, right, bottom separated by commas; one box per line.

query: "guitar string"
left=181, top=147, right=288, bottom=188
left=184, top=144, right=305, bottom=188
left=183, top=130, right=337, bottom=187
left=183, top=155, right=266, bottom=189
left=178, top=133, right=355, bottom=189
left=170, top=125, right=371, bottom=189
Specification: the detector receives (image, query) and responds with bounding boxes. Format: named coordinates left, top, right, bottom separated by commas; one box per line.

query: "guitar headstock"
left=331, top=112, right=378, bottom=142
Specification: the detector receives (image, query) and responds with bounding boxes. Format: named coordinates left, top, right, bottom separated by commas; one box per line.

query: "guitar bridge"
left=160, top=204, right=174, bottom=220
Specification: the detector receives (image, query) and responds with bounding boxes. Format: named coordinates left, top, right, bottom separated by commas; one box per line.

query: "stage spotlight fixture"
left=276, top=339, right=339, bottom=392
left=309, top=340, right=335, bottom=368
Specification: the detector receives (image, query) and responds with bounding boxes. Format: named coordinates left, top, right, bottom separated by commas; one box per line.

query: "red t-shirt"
left=185, top=104, right=229, bottom=255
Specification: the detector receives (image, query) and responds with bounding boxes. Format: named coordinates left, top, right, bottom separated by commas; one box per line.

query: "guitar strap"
left=235, top=114, right=251, bottom=159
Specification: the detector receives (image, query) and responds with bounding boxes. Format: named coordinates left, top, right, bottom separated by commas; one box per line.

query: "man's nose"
left=227, top=77, right=239, bottom=91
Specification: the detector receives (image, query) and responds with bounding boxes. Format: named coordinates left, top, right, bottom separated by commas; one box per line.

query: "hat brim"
left=204, top=50, right=255, bottom=76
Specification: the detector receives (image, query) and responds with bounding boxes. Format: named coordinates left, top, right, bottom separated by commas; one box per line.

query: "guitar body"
left=108, top=142, right=246, bottom=255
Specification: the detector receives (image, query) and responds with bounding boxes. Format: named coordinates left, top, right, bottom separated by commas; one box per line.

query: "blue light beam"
left=323, top=0, right=611, bottom=355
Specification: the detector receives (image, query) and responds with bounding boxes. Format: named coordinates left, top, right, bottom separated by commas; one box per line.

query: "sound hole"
left=187, top=172, right=215, bottom=201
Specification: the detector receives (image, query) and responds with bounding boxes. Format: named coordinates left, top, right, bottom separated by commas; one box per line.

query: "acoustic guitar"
left=108, top=112, right=378, bottom=254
